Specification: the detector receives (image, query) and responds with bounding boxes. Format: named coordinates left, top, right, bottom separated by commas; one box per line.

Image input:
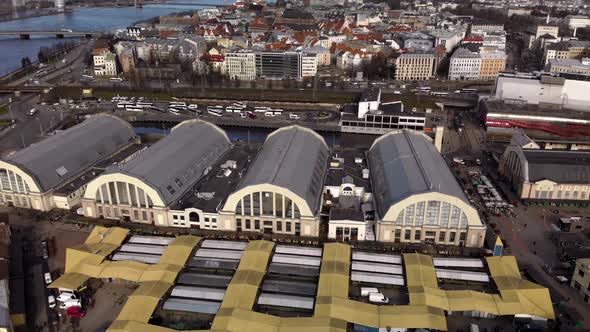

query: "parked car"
left=60, top=299, right=81, bottom=310
left=48, top=295, right=56, bottom=308
left=368, top=292, right=389, bottom=304
left=56, top=292, right=76, bottom=302
left=66, top=306, right=86, bottom=317
left=44, top=272, right=52, bottom=284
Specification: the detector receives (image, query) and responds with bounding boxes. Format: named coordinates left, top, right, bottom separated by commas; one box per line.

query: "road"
left=0, top=97, right=62, bottom=153
left=9, top=40, right=93, bottom=87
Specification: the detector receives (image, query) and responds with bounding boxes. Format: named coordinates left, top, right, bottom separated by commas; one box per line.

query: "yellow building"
left=479, top=49, right=507, bottom=80
left=395, top=53, right=436, bottom=81
left=368, top=130, right=486, bottom=247
left=571, top=258, right=590, bottom=303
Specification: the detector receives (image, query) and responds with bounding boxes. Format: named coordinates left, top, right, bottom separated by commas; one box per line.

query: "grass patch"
left=0, top=105, right=8, bottom=115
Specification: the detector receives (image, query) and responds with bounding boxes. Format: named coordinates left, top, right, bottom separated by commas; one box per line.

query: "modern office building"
left=256, top=51, right=302, bottom=80
left=0, top=114, right=137, bottom=211
left=493, top=72, right=590, bottom=111
left=395, top=53, right=436, bottom=81
left=369, top=130, right=486, bottom=247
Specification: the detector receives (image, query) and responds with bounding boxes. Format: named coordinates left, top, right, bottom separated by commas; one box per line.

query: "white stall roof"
left=351, top=261, right=403, bottom=275
left=275, top=245, right=322, bottom=257
left=201, top=240, right=247, bottom=251
left=195, top=248, right=243, bottom=260
left=435, top=268, right=490, bottom=283
left=163, top=298, right=220, bottom=314
left=170, top=286, right=226, bottom=301
left=433, top=257, right=484, bottom=268
left=257, top=293, right=315, bottom=310
left=119, top=244, right=166, bottom=256
left=351, top=271, right=405, bottom=286
left=111, top=253, right=160, bottom=264
left=127, top=235, right=173, bottom=246
left=352, top=251, right=402, bottom=265
left=271, top=254, right=321, bottom=267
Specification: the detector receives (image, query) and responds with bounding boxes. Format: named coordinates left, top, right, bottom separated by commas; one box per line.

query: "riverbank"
left=0, top=8, right=74, bottom=23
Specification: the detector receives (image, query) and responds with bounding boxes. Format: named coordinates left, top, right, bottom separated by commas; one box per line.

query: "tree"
left=37, top=50, right=47, bottom=64
left=21, top=57, right=31, bottom=68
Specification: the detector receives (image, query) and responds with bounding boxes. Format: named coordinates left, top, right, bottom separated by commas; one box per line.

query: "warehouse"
left=81, top=119, right=232, bottom=226
left=500, top=141, right=590, bottom=203
left=219, top=125, right=329, bottom=237
left=368, top=130, right=486, bottom=247
left=0, top=114, right=137, bottom=211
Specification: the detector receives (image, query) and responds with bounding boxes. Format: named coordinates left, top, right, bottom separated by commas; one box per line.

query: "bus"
left=109, top=77, right=123, bottom=82
left=233, top=102, right=246, bottom=108
left=136, top=102, right=153, bottom=108
left=461, top=88, right=477, bottom=93
left=81, top=74, right=95, bottom=81
left=264, top=109, right=283, bottom=117
left=208, top=108, right=223, bottom=117
left=431, top=91, right=449, bottom=96
left=417, top=86, right=431, bottom=91
left=126, top=106, right=143, bottom=112
left=169, top=107, right=182, bottom=115
left=225, top=107, right=242, bottom=113
left=117, top=102, right=133, bottom=109
left=169, top=101, right=186, bottom=107
left=254, top=106, right=271, bottom=113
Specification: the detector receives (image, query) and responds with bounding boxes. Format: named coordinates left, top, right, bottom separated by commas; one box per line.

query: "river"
left=0, top=1, right=221, bottom=75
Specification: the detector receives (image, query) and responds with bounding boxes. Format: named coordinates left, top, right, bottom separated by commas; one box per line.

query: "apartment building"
left=571, top=258, right=590, bottom=303
left=479, top=48, right=507, bottom=80
left=301, top=53, right=318, bottom=77
left=225, top=49, right=256, bottom=80
left=448, top=48, right=481, bottom=80
left=395, top=53, right=436, bottom=81
left=93, top=51, right=118, bottom=77
left=548, top=58, right=590, bottom=76
left=544, top=41, right=590, bottom=65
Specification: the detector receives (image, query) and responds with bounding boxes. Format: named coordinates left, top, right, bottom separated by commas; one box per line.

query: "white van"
left=28, top=108, right=37, bottom=116
left=289, top=113, right=300, bottom=120
left=368, top=292, right=389, bottom=304
left=48, top=295, right=56, bottom=308
left=360, top=287, right=379, bottom=297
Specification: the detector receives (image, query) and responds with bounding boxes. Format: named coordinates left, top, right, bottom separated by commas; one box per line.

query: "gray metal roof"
left=236, top=126, right=329, bottom=215
left=4, top=114, right=135, bottom=192
left=523, top=150, right=590, bottom=184
left=110, top=120, right=232, bottom=206
left=367, top=130, right=468, bottom=218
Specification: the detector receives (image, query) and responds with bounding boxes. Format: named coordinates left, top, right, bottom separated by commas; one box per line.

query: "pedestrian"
left=524, top=223, right=527, bottom=228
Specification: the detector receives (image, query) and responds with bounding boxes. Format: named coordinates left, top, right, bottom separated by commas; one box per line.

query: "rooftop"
left=234, top=126, right=329, bottom=215
left=171, top=143, right=260, bottom=212
left=53, top=230, right=556, bottom=332
left=368, top=130, right=468, bottom=218
left=360, top=87, right=381, bottom=102
left=107, top=120, right=232, bottom=206
left=2, top=114, right=136, bottom=193
left=329, top=208, right=364, bottom=221
left=523, top=149, right=590, bottom=184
